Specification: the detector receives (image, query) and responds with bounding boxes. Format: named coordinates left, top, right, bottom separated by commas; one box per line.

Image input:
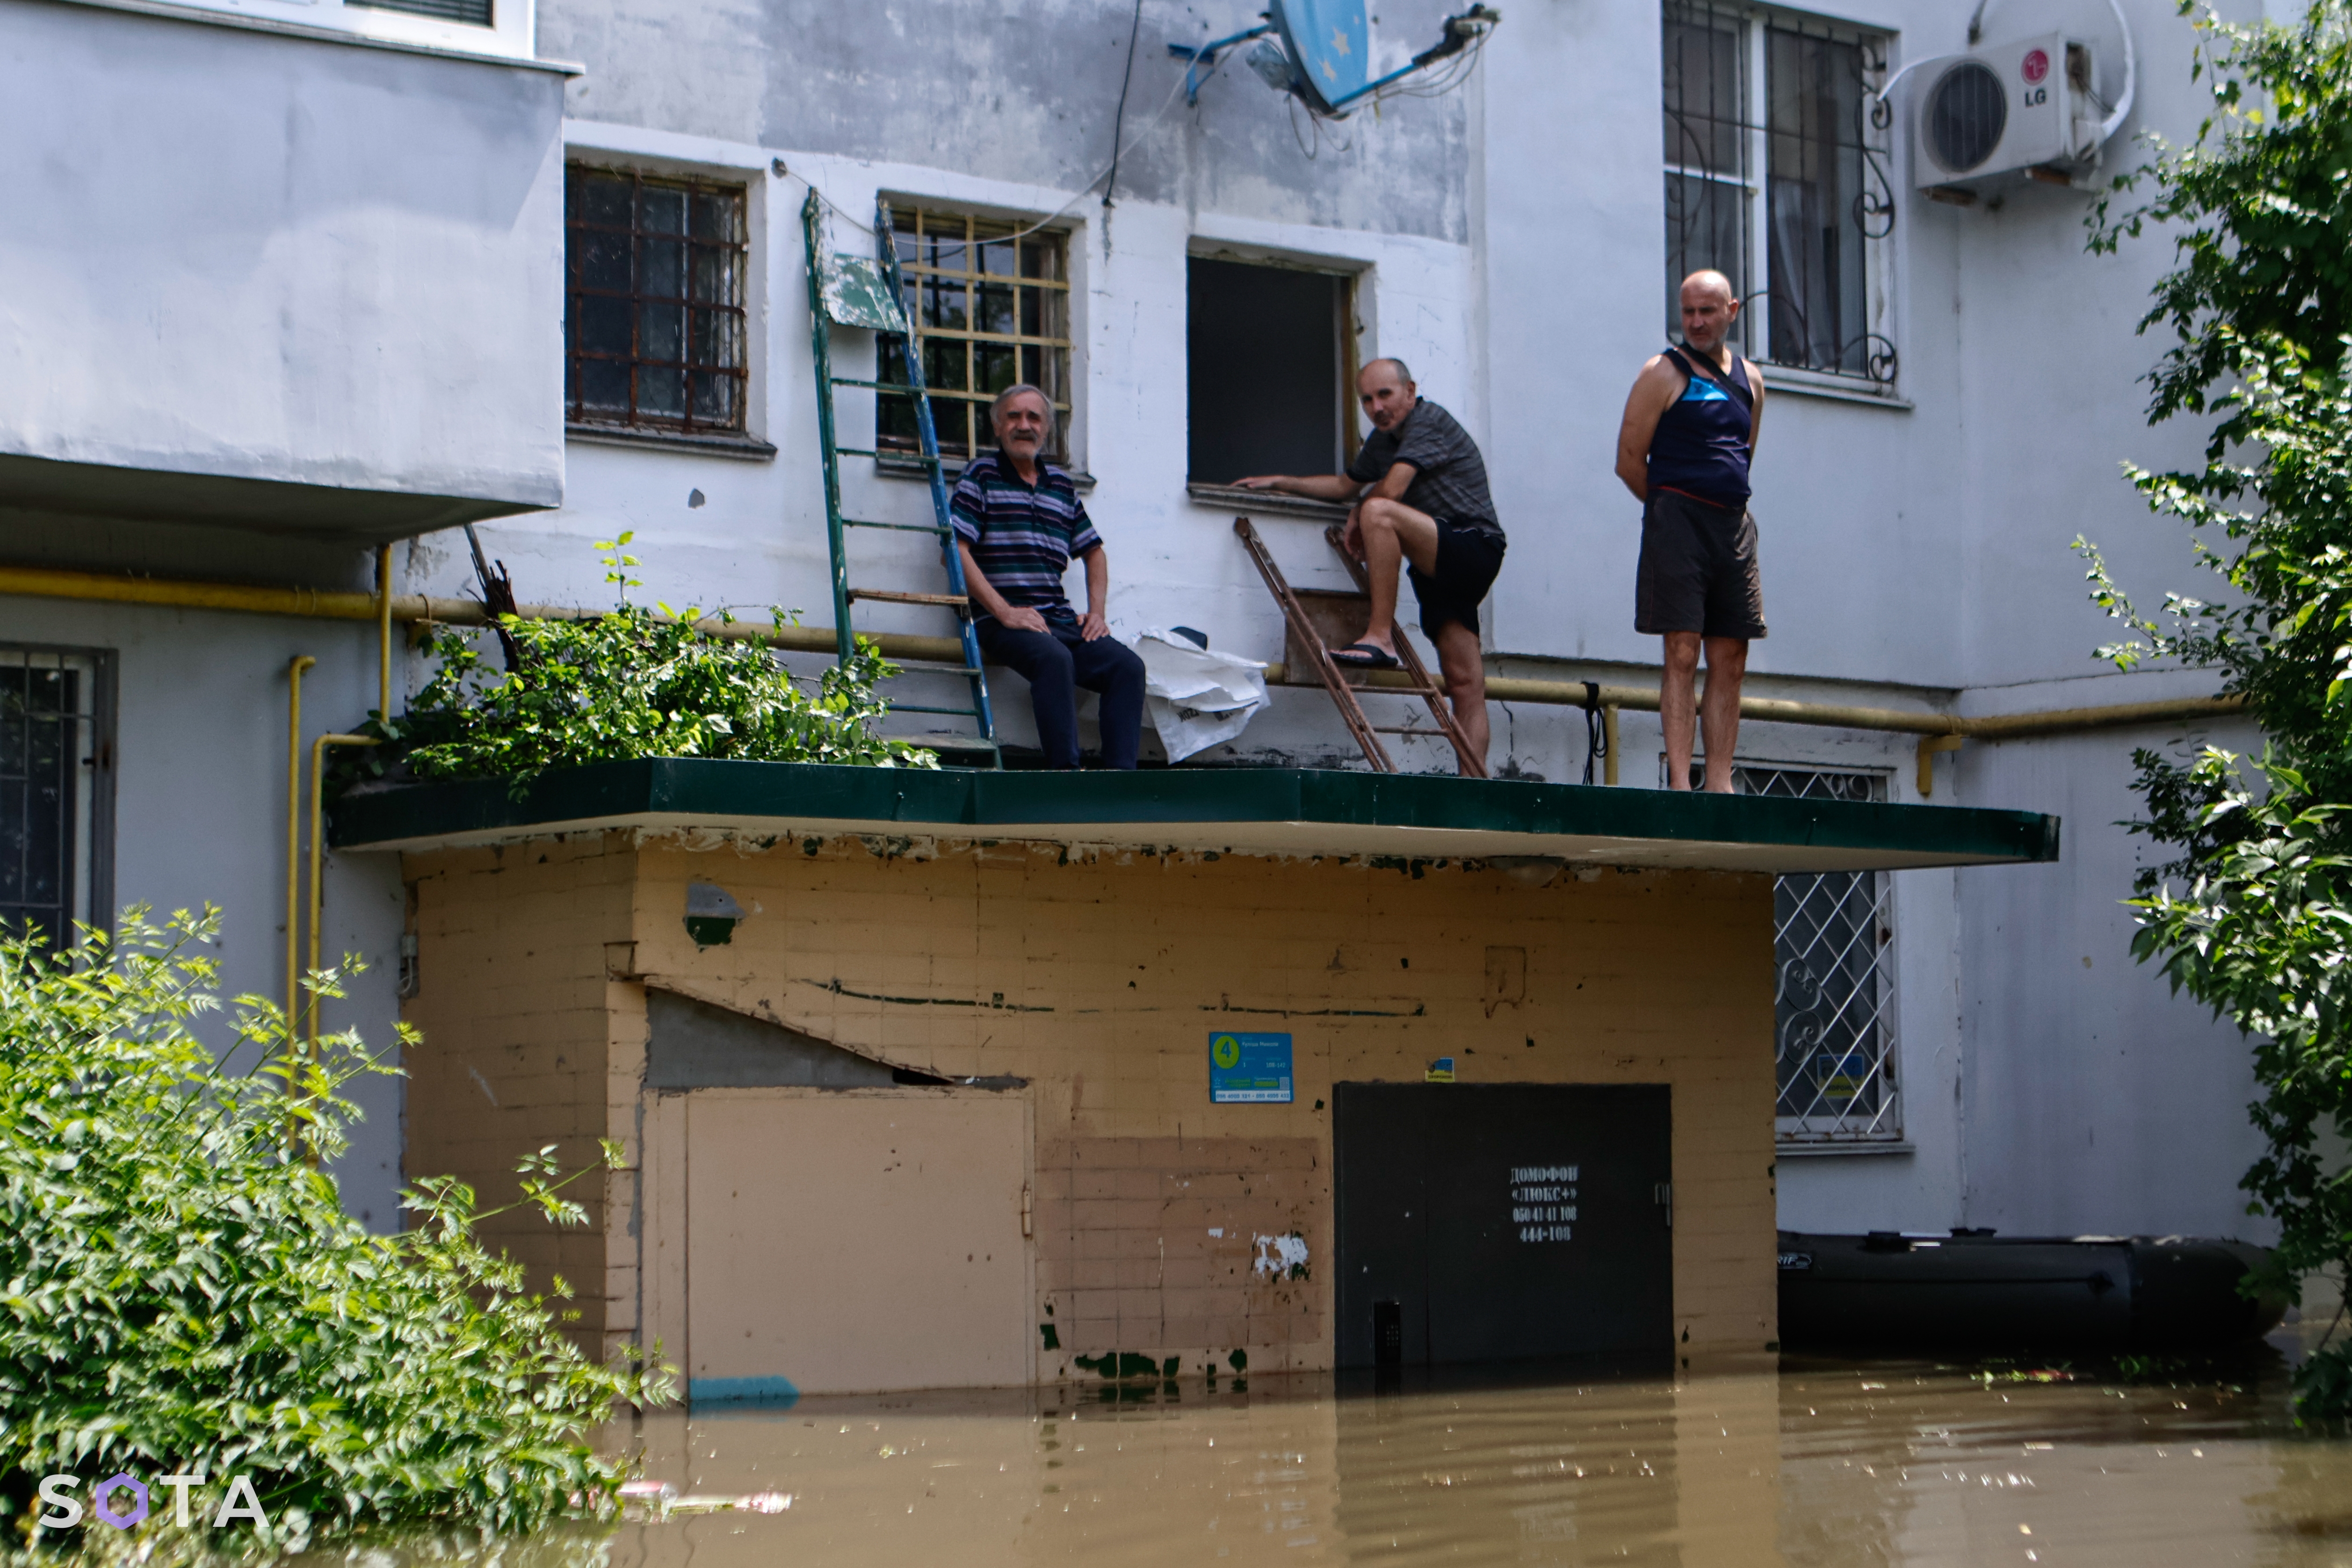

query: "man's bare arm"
left=1230, top=473, right=1364, bottom=501
left=958, top=541, right=1048, bottom=633
left=1745, top=359, right=1765, bottom=455
left=1363, top=462, right=1415, bottom=503
left=1614, top=355, right=1680, bottom=502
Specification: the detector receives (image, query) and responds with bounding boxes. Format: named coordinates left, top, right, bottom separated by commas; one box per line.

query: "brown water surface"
left=341, top=1335, right=2352, bottom=1567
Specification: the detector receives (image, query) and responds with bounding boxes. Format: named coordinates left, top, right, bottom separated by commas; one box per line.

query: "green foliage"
left=2083, top=2, right=2352, bottom=1423
left=0, top=910, right=673, bottom=1558
left=2091, top=3, right=2352, bottom=429
left=367, top=535, right=935, bottom=792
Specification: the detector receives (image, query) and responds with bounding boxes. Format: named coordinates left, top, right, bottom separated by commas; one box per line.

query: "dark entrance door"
left=1333, top=1083, right=1674, bottom=1367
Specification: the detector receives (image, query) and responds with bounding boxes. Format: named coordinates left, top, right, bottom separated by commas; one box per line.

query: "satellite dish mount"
left=1170, top=1, right=1499, bottom=117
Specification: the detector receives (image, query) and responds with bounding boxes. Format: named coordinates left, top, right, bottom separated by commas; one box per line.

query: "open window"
left=1187, top=257, right=1355, bottom=484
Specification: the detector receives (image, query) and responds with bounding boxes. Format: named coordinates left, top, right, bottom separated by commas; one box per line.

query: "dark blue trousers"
left=976, top=614, right=1147, bottom=769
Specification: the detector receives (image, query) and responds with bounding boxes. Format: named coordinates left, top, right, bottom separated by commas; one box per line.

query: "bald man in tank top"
left=1612, top=269, right=1767, bottom=794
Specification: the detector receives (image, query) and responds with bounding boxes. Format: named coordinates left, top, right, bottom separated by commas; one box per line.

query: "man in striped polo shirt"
left=953, top=383, right=1147, bottom=769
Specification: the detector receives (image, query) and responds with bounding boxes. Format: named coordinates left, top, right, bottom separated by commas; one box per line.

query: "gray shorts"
left=1635, top=489, right=1766, bottom=640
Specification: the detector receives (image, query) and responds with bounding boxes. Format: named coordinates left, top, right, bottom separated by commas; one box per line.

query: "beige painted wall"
left=401, top=830, right=1779, bottom=1387
left=682, top=1091, right=1033, bottom=1395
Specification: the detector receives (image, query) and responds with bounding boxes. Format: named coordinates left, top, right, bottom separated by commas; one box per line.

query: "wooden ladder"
left=1231, top=516, right=1487, bottom=777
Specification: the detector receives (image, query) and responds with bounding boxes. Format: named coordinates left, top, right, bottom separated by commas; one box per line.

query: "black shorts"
left=1635, top=489, right=1766, bottom=639
left=1408, top=519, right=1506, bottom=638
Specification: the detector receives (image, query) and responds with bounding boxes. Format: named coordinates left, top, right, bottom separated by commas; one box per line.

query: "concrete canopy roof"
left=330, top=760, right=2060, bottom=874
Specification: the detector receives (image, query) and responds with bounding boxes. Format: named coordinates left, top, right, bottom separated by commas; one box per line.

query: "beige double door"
left=680, top=1089, right=1033, bottom=1395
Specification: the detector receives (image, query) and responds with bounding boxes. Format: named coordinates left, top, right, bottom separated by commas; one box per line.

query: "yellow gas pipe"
left=285, top=655, right=314, bottom=1028
left=8, top=562, right=2249, bottom=799
left=376, top=543, right=393, bottom=722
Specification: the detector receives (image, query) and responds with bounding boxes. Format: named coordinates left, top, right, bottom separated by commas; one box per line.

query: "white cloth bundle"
left=1133, top=630, right=1269, bottom=763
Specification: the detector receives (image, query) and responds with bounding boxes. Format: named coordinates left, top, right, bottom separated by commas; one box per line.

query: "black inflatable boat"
left=1777, top=1230, right=2287, bottom=1353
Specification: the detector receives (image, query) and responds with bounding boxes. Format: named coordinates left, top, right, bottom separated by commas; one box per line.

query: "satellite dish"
left=1270, top=0, right=1371, bottom=116
left=1169, top=2, right=1497, bottom=117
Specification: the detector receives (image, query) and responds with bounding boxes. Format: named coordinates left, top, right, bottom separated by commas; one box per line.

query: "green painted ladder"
left=800, top=191, right=999, bottom=766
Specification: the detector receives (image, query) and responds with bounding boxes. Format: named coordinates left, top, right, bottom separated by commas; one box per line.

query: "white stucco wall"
left=5, top=0, right=2291, bottom=1247
left=0, top=0, right=569, bottom=520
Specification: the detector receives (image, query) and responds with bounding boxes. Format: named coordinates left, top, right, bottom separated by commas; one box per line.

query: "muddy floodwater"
left=347, top=1330, right=2352, bottom=1568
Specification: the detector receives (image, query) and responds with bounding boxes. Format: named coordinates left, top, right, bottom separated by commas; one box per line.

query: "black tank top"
left=1645, top=345, right=1754, bottom=510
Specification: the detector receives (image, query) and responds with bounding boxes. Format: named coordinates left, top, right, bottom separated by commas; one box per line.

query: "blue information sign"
left=1209, top=1031, right=1294, bottom=1104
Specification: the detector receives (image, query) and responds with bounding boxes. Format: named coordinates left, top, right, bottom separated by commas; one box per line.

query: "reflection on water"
left=326, top=1332, right=2352, bottom=1568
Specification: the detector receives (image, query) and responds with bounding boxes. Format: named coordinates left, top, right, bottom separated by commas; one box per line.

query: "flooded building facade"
left=0, top=0, right=2288, bottom=1366
left=341, top=763, right=2055, bottom=1389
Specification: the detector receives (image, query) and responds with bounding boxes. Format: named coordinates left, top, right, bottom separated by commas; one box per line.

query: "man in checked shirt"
left=953, top=383, right=1148, bottom=770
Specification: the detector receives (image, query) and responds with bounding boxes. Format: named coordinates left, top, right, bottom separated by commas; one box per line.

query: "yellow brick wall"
left=403, top=831, right=1780, bottom=1378
left=402, top=835, right=639, bottom=1352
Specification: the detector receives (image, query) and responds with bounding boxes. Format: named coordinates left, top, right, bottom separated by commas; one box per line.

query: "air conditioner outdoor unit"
left=1911, top=33, right=2104, bottom=193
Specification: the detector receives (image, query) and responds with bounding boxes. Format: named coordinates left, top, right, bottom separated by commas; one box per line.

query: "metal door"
left=1334, top=1083, right=1674, bottom=1366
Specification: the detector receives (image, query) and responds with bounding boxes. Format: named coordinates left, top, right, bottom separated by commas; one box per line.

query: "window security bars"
left=0, top=647, right=115, bottom=957
left=1744, top=764, right=1902, bottom=1144
left=567, top=168, right=750, bottom=434
left=347, top=0, right=491, bottom=22
left=1662, top=2, right=1896, bottom=383
left=880, top=209, right=1072, bottom=462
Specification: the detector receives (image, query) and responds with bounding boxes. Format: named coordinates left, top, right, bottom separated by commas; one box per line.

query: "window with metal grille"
left=1748, top=764, right=1901, bottom=1144
left=1, top=646, right=115, bottom=957
left=879, top=209, right=1072, bottom=463
left=346, top=0, right=491, bottom=23
left=566, top=168, right=749, bottom=434
left=1662, top=2, right=1896, bottom=384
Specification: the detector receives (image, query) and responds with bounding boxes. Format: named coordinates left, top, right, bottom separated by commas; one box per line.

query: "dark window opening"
left=1187, top=257, right=1351, bottom=484
left=566, top=167, right=749, bottom=434
left=0, top=647, right=115, bottom=957
left=347, top=0, right=492, bottom=25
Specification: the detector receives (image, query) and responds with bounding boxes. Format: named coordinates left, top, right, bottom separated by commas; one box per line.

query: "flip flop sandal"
left=1330, top=642, right=1401, bottom=670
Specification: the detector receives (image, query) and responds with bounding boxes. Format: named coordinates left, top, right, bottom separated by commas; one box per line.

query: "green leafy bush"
left=376, top=537, right=935, bottom=790
left=0, top=910, right=672, bottom=1557
left=2083, top=1, right=2352, bottom=1423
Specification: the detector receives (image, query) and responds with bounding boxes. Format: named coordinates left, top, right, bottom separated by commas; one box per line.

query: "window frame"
left=1663, top=1, right=1899, bottom=391
left=878, top=206, right=1076, bottom=466
left=1182, top=248, right=1362, bottom=485
left=564, top=164, right=754, bottom=439
left=0, top=643, right=117, bottom=957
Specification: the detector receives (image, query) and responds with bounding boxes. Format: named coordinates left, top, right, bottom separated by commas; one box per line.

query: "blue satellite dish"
left=1270, top=0, right=1371, bottom=115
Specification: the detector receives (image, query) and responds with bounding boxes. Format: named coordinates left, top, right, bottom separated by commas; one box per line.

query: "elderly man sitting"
left=952, top=384, right=1147, bottom=770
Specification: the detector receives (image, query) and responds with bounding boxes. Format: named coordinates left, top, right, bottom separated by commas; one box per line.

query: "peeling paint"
left=1253, top=1232, right=1310, bottom=1281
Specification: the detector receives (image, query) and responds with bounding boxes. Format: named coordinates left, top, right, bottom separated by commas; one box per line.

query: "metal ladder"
left=800, top=191, right=999, bottom=765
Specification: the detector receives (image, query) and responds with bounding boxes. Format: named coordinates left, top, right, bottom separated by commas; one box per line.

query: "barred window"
left=347, top=0, right=491, bottom=22
left=881, top=209, right=1072, bottom=462
left=566, top=168, right=750, bottom=434
left=1748, top=765, right=1901, bottom=1145
left=1663, top=3, right=1896, bottom=384
left=1, top=647, right=115, bottom=956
